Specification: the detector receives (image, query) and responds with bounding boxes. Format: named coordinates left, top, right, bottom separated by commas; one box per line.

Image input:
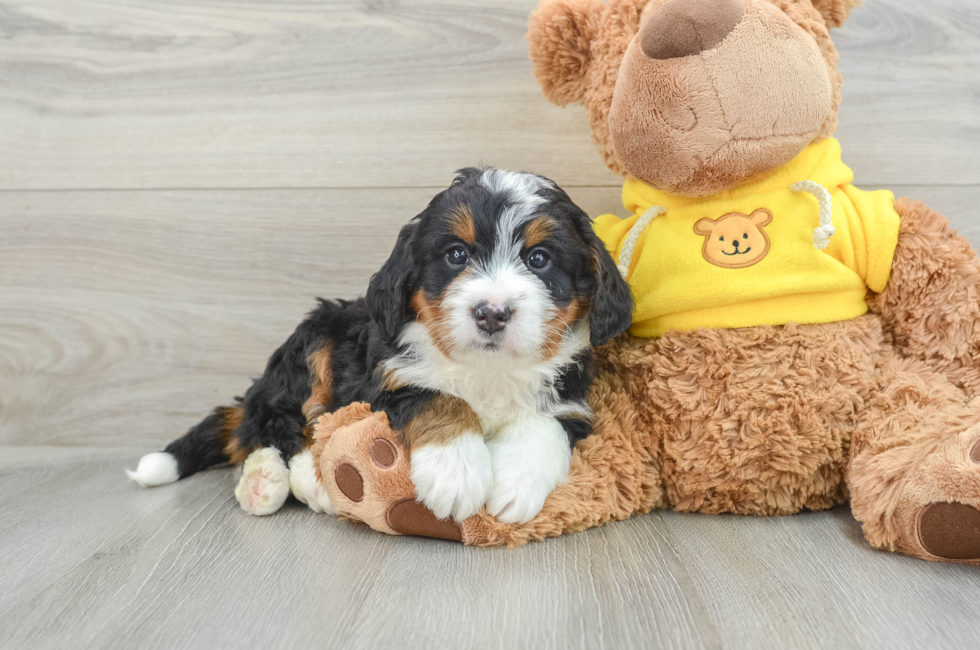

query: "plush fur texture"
left=310, top=0, right=980, bottom=565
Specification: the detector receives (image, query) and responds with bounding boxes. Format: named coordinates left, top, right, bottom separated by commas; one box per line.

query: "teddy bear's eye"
left=719, top=236, right=725, bottom=242
left=743, top=233, right=749, bottom=239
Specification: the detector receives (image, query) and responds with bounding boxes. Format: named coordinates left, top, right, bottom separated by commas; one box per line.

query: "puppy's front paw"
left=288, top=449, right=336, bottom=515
left=486, top=417, right=572, bottom=525
left=485, top=465, right=556, bottom=525
left=410, top=433, right=492, bottom=522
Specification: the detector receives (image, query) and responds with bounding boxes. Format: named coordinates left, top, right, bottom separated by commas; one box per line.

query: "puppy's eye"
left=719, top=237, right=725, bottom=242
left=743, top=234, right=749, bottom=239
left=446, top=246, right=469, bottom=266
left=527, top=249, right=550, bottom=270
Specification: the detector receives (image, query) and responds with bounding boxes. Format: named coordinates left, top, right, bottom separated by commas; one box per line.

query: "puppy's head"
left=366, top=168, right=632, bottom=362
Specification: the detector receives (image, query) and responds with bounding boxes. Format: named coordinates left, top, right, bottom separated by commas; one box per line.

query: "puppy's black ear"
left=587, top=241, right=634, bottom=346
left=567, top=205, right=633, bottom=347
left=365, top=221, right=419, bottom=343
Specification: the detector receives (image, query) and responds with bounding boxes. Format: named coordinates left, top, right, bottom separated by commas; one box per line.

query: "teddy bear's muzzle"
left=609, top=0, right=834, bottom=198
left=640, top=0, right=744, bottom=61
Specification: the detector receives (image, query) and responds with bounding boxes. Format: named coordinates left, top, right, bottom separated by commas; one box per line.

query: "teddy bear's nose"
left=640, top=0, right=745, bottom=60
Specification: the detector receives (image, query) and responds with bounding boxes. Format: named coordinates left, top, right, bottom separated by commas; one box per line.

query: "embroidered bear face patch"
left=694, top=209, right=773, bottom=269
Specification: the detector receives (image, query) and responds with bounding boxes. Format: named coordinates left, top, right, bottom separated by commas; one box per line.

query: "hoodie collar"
left=622, top=138, right=854, bottom=215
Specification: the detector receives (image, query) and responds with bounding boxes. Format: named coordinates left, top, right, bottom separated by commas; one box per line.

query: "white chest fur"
left=384, top=322, right=591, bottom=437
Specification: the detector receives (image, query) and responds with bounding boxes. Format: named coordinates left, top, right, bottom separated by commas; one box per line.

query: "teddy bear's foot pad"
left=918, top=503, right=980, bottom=561
left=386, top=498, right=464, bottom=542
left=323, top=429, right=464, bottom=541
left=335, top=463, right=364, bottom=502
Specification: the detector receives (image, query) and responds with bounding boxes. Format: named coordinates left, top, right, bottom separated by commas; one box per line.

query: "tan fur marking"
left=217, top=406, right=253, bottom=465
left=412, top=288, right=455, bottom=358
left=303, top=344, right=334, bottom=423
left=380, top=367, right=408, bottom=392
left=401, top=394, right=482, bottom=451
left=224, top=439, right=255, bottom=467
left=524, top=216, right=556, bottom=248
left=542, top=298, right=585, bottom=360
left=449, top=206, right=476, bottom=244
left=300, top=343, right=335, bottom=451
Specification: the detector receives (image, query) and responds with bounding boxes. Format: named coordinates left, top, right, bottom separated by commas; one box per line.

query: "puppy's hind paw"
left=235, top=447, right=290, bottom=516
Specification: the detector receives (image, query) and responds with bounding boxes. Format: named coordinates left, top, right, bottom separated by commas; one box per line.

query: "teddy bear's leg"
left=869, top=199, right=980, bottom=396
left=849, top=351, right=980, bottom=564
left=312, top=404, right=466, bottom=542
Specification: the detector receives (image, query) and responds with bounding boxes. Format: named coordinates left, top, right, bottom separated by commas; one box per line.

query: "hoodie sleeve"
left=839, top=185, right=902, bottom=294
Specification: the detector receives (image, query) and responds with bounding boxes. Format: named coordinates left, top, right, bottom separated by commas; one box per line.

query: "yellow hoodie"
left=594, top=138, right=901, bottom=338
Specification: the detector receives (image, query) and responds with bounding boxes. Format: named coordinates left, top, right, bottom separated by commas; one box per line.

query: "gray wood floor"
left=1, top=0, right=978, bottom=648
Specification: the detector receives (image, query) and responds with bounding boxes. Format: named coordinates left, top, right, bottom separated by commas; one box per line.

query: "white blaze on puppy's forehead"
left=479, top=169, right=553, bottom=253
left=478, top=168, right=552, bottom=201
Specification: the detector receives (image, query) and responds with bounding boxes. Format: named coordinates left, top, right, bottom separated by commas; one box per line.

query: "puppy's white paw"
left=410, top=432, right=492, bottom=522
left=288, top=449, right=336, bottom=515
left=235, top=447, right=290, bottom=516
left=486, top=416, right=572, bottom=525
left=485, top=475, right=552, bottom=525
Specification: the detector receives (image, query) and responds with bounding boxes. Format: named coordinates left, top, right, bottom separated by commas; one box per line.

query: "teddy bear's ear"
left=694, top=218, right=714, bottom=236
left=809, top=0, right=862, bottom=28
left=750, top=209, right=773, bottom=227
left=527, top=0, right=606, bottom=106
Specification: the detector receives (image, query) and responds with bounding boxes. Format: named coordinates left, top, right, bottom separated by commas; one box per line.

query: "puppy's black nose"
left=732, top=240, right=740, bottom=248
left=474, top=302, right=511, bottom=335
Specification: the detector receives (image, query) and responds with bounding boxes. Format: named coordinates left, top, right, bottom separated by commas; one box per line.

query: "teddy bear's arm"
left=869, top=198, right=980, bottom=394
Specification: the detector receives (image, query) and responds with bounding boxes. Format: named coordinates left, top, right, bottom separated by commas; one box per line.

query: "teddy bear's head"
left=528, top=0, right=860, bottom=197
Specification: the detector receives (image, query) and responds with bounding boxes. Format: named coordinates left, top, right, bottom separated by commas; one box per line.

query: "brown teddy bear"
left=310, top=0, right=980, bottom=564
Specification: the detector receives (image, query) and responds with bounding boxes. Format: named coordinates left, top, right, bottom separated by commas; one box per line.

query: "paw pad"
left=918, top=502, right=980, bottom=561
left=371, top=438, right=397, bottom=468
left=334, top=463, right=364, bottom=502
left=386, top=498, right=464, bottom=542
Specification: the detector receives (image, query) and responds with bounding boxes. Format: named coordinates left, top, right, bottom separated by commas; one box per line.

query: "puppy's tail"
left=126, top=403, right=244, bottom=487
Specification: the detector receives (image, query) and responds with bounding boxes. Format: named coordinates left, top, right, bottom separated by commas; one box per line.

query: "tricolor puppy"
left=128, top=168, right=633, bottom=524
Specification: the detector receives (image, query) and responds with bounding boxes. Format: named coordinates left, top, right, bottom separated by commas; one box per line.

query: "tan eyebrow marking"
left=448, top=205, right=476, bottom=244
left=523, top=216, right=555, bottom=248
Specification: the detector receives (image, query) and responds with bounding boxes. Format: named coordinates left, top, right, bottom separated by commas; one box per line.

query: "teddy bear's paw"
left=288, top=449, right=336, bottom=515
left=314, top=405, right=466, bottom=541
left=409, top=433, right=492, bottom=522
left=917, top=503, right=980, bottom=561
left=911, top=427, right=980, bottom=562
left=235, top=447, right=291, bottom=516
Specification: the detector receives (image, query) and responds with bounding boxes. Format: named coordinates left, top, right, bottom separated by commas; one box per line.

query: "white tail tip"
left=126, top=452, right=180, bottom=487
